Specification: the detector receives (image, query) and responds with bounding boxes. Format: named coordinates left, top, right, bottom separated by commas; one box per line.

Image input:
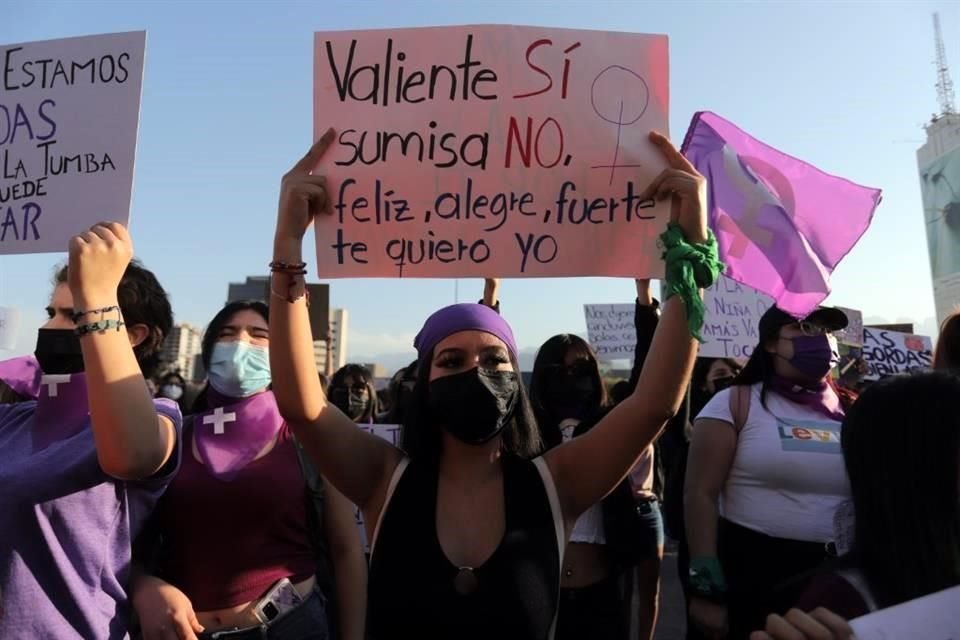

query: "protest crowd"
left=2, top=22, right=960, bottom=640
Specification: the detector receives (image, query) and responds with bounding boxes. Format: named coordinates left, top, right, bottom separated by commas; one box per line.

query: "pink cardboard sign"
left=313, top=25, right=670, bottom=278
left=1, top=31, right=145, bottom=254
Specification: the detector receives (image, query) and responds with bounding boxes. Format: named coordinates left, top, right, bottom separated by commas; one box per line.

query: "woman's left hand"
left=750, top=608, right=854, bottom=640
left=642, top=132, right=708, bottom=244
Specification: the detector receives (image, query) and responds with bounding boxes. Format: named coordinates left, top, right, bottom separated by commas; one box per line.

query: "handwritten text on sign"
left=861, top=327, right=932, bottom=380
left=700, top=275, right=774, bottom=359
left=584, top=304, right=635, bottom=361
left=1, top=32, right=145, bottom=254
left=313, top=25, right=670, bottom=278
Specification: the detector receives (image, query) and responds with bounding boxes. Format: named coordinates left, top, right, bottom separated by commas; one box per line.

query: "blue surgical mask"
left=207, top=341, right=271, bottom=398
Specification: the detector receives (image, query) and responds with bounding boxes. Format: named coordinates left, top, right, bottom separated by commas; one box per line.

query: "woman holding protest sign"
left=0, top=223, right=182, bottom=639
left=268, top=127, right=721, bottom=639
left=131, top=300, right=366, bottom=640
left=686, top=305, right=853, bottom=639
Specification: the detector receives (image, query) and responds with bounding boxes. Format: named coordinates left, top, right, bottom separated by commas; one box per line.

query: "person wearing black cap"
left=685, top=305, right=852, bottom=639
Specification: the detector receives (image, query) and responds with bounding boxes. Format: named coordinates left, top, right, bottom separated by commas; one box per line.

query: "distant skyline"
left=2, top=0, right=957, bottom=372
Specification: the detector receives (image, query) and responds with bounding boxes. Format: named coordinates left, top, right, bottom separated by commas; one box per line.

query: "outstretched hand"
left=641, top=131, right=708, bottom=244
left=274, top=127, right=336, bottom=251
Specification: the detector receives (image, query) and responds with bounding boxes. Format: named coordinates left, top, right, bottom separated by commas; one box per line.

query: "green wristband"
left=659, top=224, right=725, bottom=342
left=689, top=556, right=728, bottom=597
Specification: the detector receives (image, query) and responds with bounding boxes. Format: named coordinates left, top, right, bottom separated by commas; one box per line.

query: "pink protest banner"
left=1, top=32, right=145, bottom=254
left=313, top=25, right=670, bottom=278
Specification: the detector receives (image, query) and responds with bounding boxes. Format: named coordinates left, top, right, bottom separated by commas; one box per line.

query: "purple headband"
left=414, top=304, right=518, bottom=360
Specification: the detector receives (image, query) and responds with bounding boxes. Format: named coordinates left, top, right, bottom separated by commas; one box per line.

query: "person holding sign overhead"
left=686, top=306, right=854, bottom=639
left=0, top=223, right=182, bottom=639
left=267, top=126, right=721, bottom=640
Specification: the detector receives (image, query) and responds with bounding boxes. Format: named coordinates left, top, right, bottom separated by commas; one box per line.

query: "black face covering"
left=331, top=387, right=370, bottom=420
left=546, top=372, right=597, bottom=421
left=34, top=328, right=85, bottom=375
left=428, top=368, right=519, bottom=445
left=712, top=376, right=735, bottom=393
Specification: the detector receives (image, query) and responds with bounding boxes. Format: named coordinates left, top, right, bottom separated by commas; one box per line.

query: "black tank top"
left=367, top=455, right=561, bottom=640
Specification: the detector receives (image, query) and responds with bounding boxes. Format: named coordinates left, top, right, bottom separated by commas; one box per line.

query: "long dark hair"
left=841, top=370, right=960, bottom=607
left=383, top=360, right=418, bottom=425
left=400, top=351, right=542, bottom=464
left=56, top=261, right=172, bottom=379
left=690, top=357, right=742, bottom=417
left=934, top=312, right=960, bottom=371
left=328, top=364, right=378, bottom=423
left=528, top=334, right=609, bottom=449
left=191, top=300, right=269, bottom=412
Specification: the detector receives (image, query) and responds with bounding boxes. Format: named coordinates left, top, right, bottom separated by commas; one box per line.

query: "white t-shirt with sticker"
left=697, top=383, right=850, bottom=543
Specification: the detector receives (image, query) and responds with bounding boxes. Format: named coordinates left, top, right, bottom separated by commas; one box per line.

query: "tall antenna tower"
left=934, top=12, right=957, bottom=116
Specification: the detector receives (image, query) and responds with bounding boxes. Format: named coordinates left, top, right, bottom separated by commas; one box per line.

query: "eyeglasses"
left=797, top=321, right=830, bottom=336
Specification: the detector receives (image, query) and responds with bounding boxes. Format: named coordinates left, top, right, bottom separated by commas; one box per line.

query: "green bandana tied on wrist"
left=659, top=223, right=724, bottom=341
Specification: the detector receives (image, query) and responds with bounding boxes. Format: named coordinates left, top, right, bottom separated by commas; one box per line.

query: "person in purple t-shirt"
left=0, top=222, right=183, bottom=640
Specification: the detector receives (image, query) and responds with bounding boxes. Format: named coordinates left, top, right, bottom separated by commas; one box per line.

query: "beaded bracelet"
left=70, top=305, right=120, bottom=324
left=269, top=260, right=308, bottom=274
left=74, top=320, right=125, bottom=336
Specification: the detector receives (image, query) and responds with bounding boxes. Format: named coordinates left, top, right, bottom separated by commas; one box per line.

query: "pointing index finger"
left=292, top=127, right=336, bottom=174
left=649, top=131, right=697, bottom=174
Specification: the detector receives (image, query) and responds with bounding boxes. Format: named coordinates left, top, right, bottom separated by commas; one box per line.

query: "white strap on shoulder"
left=532, top=456, right=566, bottom=640
left=369, top=457, right=410, bottom=559
left=837, top=568, right=880, bottom=612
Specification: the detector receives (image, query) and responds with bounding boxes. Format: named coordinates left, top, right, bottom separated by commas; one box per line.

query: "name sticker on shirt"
left=775, top=417, right=842, bottom=454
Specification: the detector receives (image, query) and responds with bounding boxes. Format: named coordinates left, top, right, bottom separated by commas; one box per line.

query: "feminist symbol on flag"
left=590, top=65, right=649, bottom=185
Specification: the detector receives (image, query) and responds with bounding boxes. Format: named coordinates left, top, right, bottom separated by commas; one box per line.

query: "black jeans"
left=556, top=574, right=626, bottom=640
left=717, top=519, right=829, bottom=640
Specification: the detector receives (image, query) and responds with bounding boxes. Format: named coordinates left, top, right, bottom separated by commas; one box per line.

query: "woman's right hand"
left=274, top=127, right=336, bottom=252
left=750, top=608, right=853, bottom=640
left=690, top=597, right=729, bottom=639
left=133, top=575, right=204, bottom=640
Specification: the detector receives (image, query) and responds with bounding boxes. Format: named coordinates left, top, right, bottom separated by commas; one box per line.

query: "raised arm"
left=482, top=278, right=501, bottom=310
left=270, top=130, right=402, bottom=513
left=70, top=223, right=177, bottom=480
left=544, top=132, right=710, bottom=522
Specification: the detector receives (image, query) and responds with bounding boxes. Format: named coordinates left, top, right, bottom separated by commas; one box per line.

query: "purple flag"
left=681, top=111, right=881, bottom=317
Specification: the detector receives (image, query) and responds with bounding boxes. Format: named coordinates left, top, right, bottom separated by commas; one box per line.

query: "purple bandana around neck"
left=193, top=390, right=285, bottom=481
left=0, top=355, right=43, bottom=400
left=33, top=371, right=91, bottom=451
left=414, top=303, right=518, bottom=360
left=769, top=375, right=845, bottom=421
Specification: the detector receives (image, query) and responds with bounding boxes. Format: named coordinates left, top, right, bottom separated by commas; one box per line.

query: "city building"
left=917, top=14, right=960, bottom=326
left=226, top=276, right=348, bottom=375
left=160, top=323, right=203, bottom=381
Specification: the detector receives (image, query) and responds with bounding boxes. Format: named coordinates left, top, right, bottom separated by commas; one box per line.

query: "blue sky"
left=2, top=0, right=957, bottom=370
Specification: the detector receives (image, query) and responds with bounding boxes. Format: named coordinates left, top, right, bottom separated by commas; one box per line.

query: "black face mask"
left=712, top=376, right=735, bottom=393
left=546, top=372, right=597, bottom=421
left=428, top=368, right=520, bottom=445
left=35, top=328, right=84, bottom=375
left=331, top=388, right=369, bottom=420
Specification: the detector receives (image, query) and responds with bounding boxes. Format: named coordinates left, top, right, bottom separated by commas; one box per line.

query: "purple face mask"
left=787, top=335, right=839, bottom=380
